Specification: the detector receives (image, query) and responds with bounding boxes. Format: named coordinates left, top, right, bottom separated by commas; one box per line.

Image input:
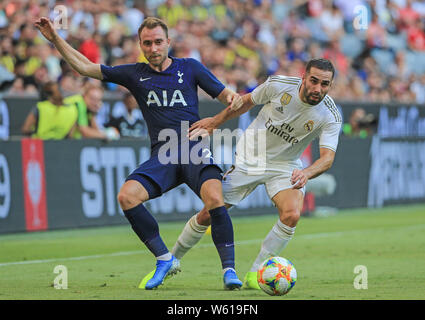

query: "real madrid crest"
left=280, top=92, right=292, bottom=106
left=304, top=120, right=314, bottom=132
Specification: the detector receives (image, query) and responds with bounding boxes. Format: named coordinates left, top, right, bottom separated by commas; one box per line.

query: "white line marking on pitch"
left=1, top=224, right=424, bottom=267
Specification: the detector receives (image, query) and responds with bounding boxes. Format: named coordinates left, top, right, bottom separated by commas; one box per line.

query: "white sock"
left=223, top=267, right=235, bottom=275
left=171, top=214, right=208, bottom=260
left=157, top=252, right=172, bottom=261
left=250, top=220, right=296, bottom=272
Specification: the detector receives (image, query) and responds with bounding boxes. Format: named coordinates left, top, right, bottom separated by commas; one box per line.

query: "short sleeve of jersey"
left=319, top=122, right=342, bottom=152
left=189, top=59, right=225, bottom=98
left=101, top=64, right=136, bottom=88
left=251, top=77, right=276, bottom=105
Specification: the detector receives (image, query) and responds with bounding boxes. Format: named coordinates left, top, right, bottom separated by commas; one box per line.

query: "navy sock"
left=123, top=203, right=169, bottom=257
left=209, top=206, right=235, bottom=270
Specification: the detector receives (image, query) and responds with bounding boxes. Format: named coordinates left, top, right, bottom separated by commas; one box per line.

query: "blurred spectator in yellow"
left=21, top=81, right=78, bottom=139
left=157, top=0, right=191, bottom=28
left=64, top=82, right=116, bottom=139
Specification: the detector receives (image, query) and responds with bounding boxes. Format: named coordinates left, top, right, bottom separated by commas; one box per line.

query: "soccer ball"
left=257, top=256, right=297, bottom=296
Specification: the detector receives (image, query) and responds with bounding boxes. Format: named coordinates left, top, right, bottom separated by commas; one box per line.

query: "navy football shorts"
left=125, top=143, right=222, bottom=199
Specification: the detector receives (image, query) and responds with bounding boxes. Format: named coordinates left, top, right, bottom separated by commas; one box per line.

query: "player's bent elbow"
left=80, top=63, right=102, bottom=80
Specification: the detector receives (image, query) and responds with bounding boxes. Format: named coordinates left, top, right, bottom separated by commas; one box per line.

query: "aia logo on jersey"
left=146, top=90, right=188, bottom=107
left=304, top=120, right=314, bottom=132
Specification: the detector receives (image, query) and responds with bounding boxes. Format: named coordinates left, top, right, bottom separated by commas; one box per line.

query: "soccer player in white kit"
left=143, top=58, right=342, bottom=289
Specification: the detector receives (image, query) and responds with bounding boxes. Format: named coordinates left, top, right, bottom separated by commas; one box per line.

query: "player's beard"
left=148, top=53, right=167, bottom=67
left=303, top=87, right=325, bottom=105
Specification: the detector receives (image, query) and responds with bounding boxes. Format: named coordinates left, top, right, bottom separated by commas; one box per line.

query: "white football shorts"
left=222, top=162, right=305, bottom=206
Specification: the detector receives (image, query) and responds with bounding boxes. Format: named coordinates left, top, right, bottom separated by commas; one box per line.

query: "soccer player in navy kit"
left=35, top=16, right=243, bottom=290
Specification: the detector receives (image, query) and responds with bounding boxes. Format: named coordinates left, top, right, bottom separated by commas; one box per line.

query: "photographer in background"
left=104, top=91, right=147, bottom=139
left=343, top=108, right=377, bottom=138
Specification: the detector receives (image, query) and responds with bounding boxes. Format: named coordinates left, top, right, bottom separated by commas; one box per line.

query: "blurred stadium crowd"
left=1, top=0, right=425, bottom=104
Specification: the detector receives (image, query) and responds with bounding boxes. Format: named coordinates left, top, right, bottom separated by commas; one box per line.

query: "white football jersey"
left=235, top=75, right=342, bottom=171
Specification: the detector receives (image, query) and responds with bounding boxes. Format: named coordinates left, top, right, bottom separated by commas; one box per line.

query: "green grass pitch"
left=0, top=204, right=424, bottom=300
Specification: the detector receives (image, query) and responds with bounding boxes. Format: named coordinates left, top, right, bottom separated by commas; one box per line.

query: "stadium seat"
left=371, top=48, right=395, bottom=73
left=304, top=17, right=328, bottom=43
left=405, top=51, right=425, bottom=75
left=386, top=33, right=407, bottom=51
left=418, top=52, right=425, bottom=74
left=340, top=34, right=363, bottom=58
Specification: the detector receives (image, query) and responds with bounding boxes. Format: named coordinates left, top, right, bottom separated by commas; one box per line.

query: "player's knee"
left=117, top=190, right=133, bottom=209
left=278, top=208, right=300, bottom=227
left=117, top=188, right=145, bottom=210
left=203, top=192, right=225, bottom=211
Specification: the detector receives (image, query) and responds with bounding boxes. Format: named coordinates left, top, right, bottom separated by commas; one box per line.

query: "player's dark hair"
left=306, top=58, right=335, bottom=79
left=138, top=17, right=169, bottom=39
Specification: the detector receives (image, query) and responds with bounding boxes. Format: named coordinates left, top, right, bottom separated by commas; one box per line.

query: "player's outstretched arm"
left=35, top=17, right=102, bottom=80
left=188, top=93, right=255, bottom=139
left=216, top=88, right=243, bottom=111
left=291, top=148, right=335, bottom=189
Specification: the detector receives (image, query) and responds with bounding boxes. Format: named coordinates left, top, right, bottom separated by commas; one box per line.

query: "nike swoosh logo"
left=139, top=77, right=151, bottom=82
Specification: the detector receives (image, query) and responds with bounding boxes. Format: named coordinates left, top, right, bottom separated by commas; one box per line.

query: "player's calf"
left=172, top=214, right=209, bottom=259
left=196, top=206, right=211, bottom=226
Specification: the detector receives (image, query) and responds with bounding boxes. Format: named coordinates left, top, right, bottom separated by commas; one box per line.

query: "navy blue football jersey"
left=101, top=57, right=225, bottom=152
